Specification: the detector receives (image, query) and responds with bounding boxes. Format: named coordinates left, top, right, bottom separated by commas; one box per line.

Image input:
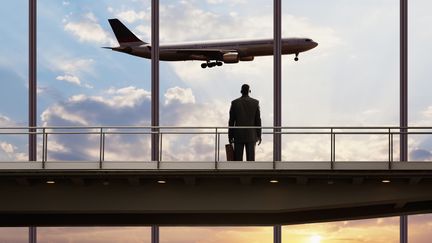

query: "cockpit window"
left=305, top=39, right=312, bottom=42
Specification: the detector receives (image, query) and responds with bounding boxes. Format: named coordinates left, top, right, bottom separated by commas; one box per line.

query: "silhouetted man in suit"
left=229, top=84, right=262, bottom=161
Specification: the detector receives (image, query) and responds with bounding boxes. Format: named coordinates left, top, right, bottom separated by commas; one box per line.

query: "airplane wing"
left=175, top=49, right=237, bottom=60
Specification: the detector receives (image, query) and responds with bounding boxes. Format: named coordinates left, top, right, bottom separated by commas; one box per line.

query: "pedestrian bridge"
left=0, top=126, right=432, bottom=226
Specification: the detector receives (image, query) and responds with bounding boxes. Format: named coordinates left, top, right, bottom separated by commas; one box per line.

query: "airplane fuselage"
left=113, top=38, right=317, bottom=62
left=106, top=18, right=318, bottom=68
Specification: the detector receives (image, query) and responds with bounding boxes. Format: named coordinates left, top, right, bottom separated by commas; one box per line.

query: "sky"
left=1, top=0, right=432, bottom=242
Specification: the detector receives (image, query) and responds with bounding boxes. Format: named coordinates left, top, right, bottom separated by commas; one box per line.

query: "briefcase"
left=225, top=144, right=234, bottom=161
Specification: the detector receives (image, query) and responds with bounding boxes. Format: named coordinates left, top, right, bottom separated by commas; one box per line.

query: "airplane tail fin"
left=108, top=18, right=145, bottom=45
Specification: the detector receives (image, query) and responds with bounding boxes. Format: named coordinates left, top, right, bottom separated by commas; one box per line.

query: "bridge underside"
left=1, top=164, right=432, bottom=226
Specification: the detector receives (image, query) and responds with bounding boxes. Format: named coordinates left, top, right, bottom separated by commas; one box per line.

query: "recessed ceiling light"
left=46, top=180, right=55, bottom=184
left=270, top=179, right=279, bottom=184
left=382, top=179, right=391, bottom=183
left=157, top=180, right=166, bottom=184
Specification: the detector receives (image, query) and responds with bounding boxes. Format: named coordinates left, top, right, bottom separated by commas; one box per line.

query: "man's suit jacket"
left=228, top=95, right=262, bottom=143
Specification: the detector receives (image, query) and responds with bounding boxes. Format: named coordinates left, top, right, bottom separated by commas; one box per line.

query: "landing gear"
left=294, top=53, right=299, bottom=61
left=200, top=61, right=223, bottom=68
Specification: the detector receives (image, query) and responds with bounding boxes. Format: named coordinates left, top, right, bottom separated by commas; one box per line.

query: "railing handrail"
left=1, top=125, right=432, bottom=130
left=0, top=126, right=431, bottom=168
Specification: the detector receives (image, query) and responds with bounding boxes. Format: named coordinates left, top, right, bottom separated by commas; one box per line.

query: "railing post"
left=158, top=132, right=163, bottom=168
left=214, top=128, right=218, bottom=169
left=217, top=132, right=221, bottom=162
left=42, top=128, right=46, bottom=168
left=388, top=128, right=392, bottom=170
left=330, top=128, right=335, bottom=168
left=44, top=133, right=48, bottom=164
left=99, top=128, right=104, bottom=169
left=391, top=133, right=394, bottom=162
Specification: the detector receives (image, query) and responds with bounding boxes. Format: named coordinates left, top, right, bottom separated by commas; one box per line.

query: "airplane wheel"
left=201, top=63, right=207, bottom=68
left=216, top=62, right=223, bottom=66
left=294, top=57, right=299, bottom=61
left=208, top=62, right=216, bottom=68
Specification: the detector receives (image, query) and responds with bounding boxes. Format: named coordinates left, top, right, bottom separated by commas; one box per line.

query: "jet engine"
left=239, top=56, right=254, bottom=61
left=223, top=52, right=239, bottom=63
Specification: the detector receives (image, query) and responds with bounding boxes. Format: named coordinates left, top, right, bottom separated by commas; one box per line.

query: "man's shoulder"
left=231, top=97, right=242, bottom=103
left=246, top=96, right=259, bottom=104
left=232, top=96, right=259, bottom=104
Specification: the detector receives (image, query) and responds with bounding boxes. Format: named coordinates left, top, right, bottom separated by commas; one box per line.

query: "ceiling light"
left=157, top=180, right=166, bottom=184
left=46, top=180, right=55, bottom=184
left=382, top=179, right=391, bottom=183
left=270, top=179, right=279, bottom=184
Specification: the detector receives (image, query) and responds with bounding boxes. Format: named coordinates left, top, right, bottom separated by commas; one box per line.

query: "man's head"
left=241, top=84, right=250, bottom=95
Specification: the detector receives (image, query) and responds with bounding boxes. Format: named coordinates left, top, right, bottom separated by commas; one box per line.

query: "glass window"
left=408, top=0, right=432, bottom=161
left=159, top=0, right=273, bottom=162
left=0, top=227, right=28, bottom=243
left=161, top=227, right=273, bottom=243
left=283, top=217, right=399, bottom=243
left=0, top=1, right=28, bottom=162
left=37, top=1, right=151, bottom=161
left=409, top=214, right=432, bottom=242
left=38, top=227, right=150, bottom=243
left=281, top=0, right=399, bottom=161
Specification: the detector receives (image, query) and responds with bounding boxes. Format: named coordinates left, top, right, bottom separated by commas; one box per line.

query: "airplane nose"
left=311, top=41, right=318, bottom=48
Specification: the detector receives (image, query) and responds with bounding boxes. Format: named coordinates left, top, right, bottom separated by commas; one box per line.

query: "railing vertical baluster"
left=330, top=128, right=334, bottom=164
left=330, top=128, right=336, bottom=169
left=217, top=132, right=220, bottom=162
left=44, top=132, right=48, bottom=164
left=159, top=132, right=163, bottom=166
left=388, top=128, right=391, bottom=169
left=42, top=128, right=46, bottom=168
left=99, top=128, right=103, bottom=169
left=215, top=128, right=218, bottom=169
left=156, top=130, right=161, bottom=169
left=102, top=133, right=105, bottom=163
left=391, top=133, right=394, bottom=162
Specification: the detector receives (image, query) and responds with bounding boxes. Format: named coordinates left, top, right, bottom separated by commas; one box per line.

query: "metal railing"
left=0, top=126, right=431, bottom=169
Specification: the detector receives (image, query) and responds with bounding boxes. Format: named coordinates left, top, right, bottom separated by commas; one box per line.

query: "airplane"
left=105, top=18, right=318, bottom=69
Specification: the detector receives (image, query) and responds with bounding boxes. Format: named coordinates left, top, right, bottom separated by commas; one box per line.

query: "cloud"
left=115, top=10, right=148, bottom=24
left=422, top=106, right=432, bottom=118
left=56, top=74, right=81, bottom=86
left=410, top=149, right=432, bottom=161
left=0, top=142, right=15, bottom=154
left=64, top=12, right=116, bottom=45
left=48, top=58, right=95, bottom=89
left=40, top=85, right=233, bottom=161
left=51, top=58, right=94, bottom=75
left=38, top=85, right=398, bottom=162
left=164, top=86, right=195, bottom=105
left=41, top=86, right=151, bottom=127
left=0, top=115, right=28, bottom=161
left=56, top=74, right=93, bottom=88
left=0, top=114, right=13, bottom=126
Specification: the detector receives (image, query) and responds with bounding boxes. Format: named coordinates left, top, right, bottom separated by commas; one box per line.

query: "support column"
left=150, top=1, right=160, bottom=238
left=29, top=1, right=37, bottom=242
left=400, top=0, right=408, bottom=242
left=29, top=0, right=37, bottom=161
left=273, top=0, right=282, bottom=162
left=274, top=225, right=282, bottom=243
left=151, top=226, right=159, bottom=243
left=151, top=0, right=160, bottom=162
left=29, top=227, right=37, bottom=243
